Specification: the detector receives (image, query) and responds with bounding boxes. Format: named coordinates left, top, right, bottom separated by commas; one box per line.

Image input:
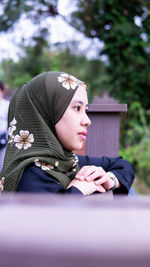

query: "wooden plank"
left=0, top=194, right=150, bottom=267
left=86, top=112, right=120, bottom=157
left=88, top=104, right=127, bottom=112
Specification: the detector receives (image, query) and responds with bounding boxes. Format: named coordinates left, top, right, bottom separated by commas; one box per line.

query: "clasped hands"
left=67, top=165, right=119, bottom=196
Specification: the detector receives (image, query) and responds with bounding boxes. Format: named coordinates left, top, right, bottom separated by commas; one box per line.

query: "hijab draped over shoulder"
left=0, top=71, right=87, bottom=192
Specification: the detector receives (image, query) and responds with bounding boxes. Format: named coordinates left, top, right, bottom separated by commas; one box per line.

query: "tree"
left=1, top=41, right=107, bottom=100
left=68, top=0, right=150, bottom=109
left=0, top=0, right=58, bottom=32
left=1, top=0, right=150, bottom=108
left=0, top=0, right=116, bottom=100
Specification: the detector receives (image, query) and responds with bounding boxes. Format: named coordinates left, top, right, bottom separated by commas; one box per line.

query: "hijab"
left=0, top=71, right=87, bottom=192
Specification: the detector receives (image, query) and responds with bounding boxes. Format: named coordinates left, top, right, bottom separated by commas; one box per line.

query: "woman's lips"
left=78, top=131, right=87, bottom=141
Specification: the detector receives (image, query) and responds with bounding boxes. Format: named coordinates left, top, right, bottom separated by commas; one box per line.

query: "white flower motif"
left=41, top=164, right=54, bottom=171
left=58, top=73, right=78, bottom=90
left=8, top=133, right=14, bottom=144
left=10, top=118, right=17, bottom=126
left=73, top=154, right=79, bottom=163
left=8, top=125, right=16, bottom=135
left=8, top=117, right=17, bottom=136
left=34, top=159, right=54, bottom=171
left=34, top=160, right=41, bottom=168
left=0, top=177, right=5, bottom=192
left=14, top=130, right=34, bottom=150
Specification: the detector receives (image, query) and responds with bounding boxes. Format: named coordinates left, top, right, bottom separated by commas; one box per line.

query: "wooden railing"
left=0, top=194, right=150, bottom=267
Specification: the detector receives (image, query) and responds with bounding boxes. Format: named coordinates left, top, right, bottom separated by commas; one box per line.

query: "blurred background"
left=0, top=0, right=150, bottom=195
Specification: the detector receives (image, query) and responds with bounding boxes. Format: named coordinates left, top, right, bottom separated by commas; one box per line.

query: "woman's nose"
left=81, top=113, right=91, bottom=127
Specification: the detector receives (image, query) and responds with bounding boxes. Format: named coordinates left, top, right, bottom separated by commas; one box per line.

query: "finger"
left=96, top=184, right=106, bottom=193
left=75, top=166, right=89, bottom=180
left=94, top=174, right=110, bottom=185
left=82, top=166, right=100, bottom=180
left=76, top=165, right=97, bottom=180
left=103, top=181, right=114, bottom=191
left=86, top=167, right=106, bottom=181
left=103, top=179, right=115, bottom=190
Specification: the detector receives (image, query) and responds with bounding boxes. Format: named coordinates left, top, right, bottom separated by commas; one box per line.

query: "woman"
left=0, top=72, right=134, bottom=195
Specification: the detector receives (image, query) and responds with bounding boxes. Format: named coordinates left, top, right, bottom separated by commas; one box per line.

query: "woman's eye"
left=74, top=106, right=81, bottom=111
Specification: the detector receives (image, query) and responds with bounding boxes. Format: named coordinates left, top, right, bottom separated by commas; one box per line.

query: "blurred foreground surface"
left=0, top=192, right=150, bottom=267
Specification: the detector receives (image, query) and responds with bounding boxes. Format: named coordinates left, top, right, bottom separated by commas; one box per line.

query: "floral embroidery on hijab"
left=34, top=159, right=54, bottom=171
left=8, top=118, right=34, bottom=150
left=14, top=130, right=34, bottom=150
left=9, top=117, right=17, bottom=134
left=73, top=153, right=79, bottom=163
left=8, top=133, right=14, bottom=144
left=58, top=73, right=78, bottom=90
left=8, top=117, right=17, bottom=143
left=58, top=73, right=87, bottom=90
left=0, top=177, right=5, bottom=192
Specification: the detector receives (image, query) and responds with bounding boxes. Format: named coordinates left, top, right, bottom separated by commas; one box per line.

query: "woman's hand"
left=75, top=165, right=119, bottom=191
left=67, top=178, right=105, bottom=196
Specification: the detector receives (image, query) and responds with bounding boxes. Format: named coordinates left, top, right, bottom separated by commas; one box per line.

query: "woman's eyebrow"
left=71, top=100, right=89, bottom=107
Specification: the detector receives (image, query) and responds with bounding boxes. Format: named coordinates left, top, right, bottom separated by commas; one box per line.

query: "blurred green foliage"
left=0, top=0, right=58, bottom=31
left=120, top=137, right=150, bottom=187
left=120, top=101, right=150, bottom=146
left=0, top=42, right=107, bottom=102
left=69, top=0, right=150, bottom=108
left=120, top=102, right=150, bottom=188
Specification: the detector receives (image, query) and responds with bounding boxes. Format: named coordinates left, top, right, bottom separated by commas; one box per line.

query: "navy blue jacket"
left=17, top=155, right=135, bottom=195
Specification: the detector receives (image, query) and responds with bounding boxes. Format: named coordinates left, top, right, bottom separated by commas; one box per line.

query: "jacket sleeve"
left=78, top=155, right=135, bottom=194
left=17, top=164, right=82, bottom=195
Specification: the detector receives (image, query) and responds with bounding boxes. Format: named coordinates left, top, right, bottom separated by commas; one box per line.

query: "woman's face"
left=55, top=86, right=91, bottom=151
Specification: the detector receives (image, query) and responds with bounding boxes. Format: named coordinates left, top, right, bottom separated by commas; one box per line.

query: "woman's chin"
left=72, top=143, right=84, bottom=152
